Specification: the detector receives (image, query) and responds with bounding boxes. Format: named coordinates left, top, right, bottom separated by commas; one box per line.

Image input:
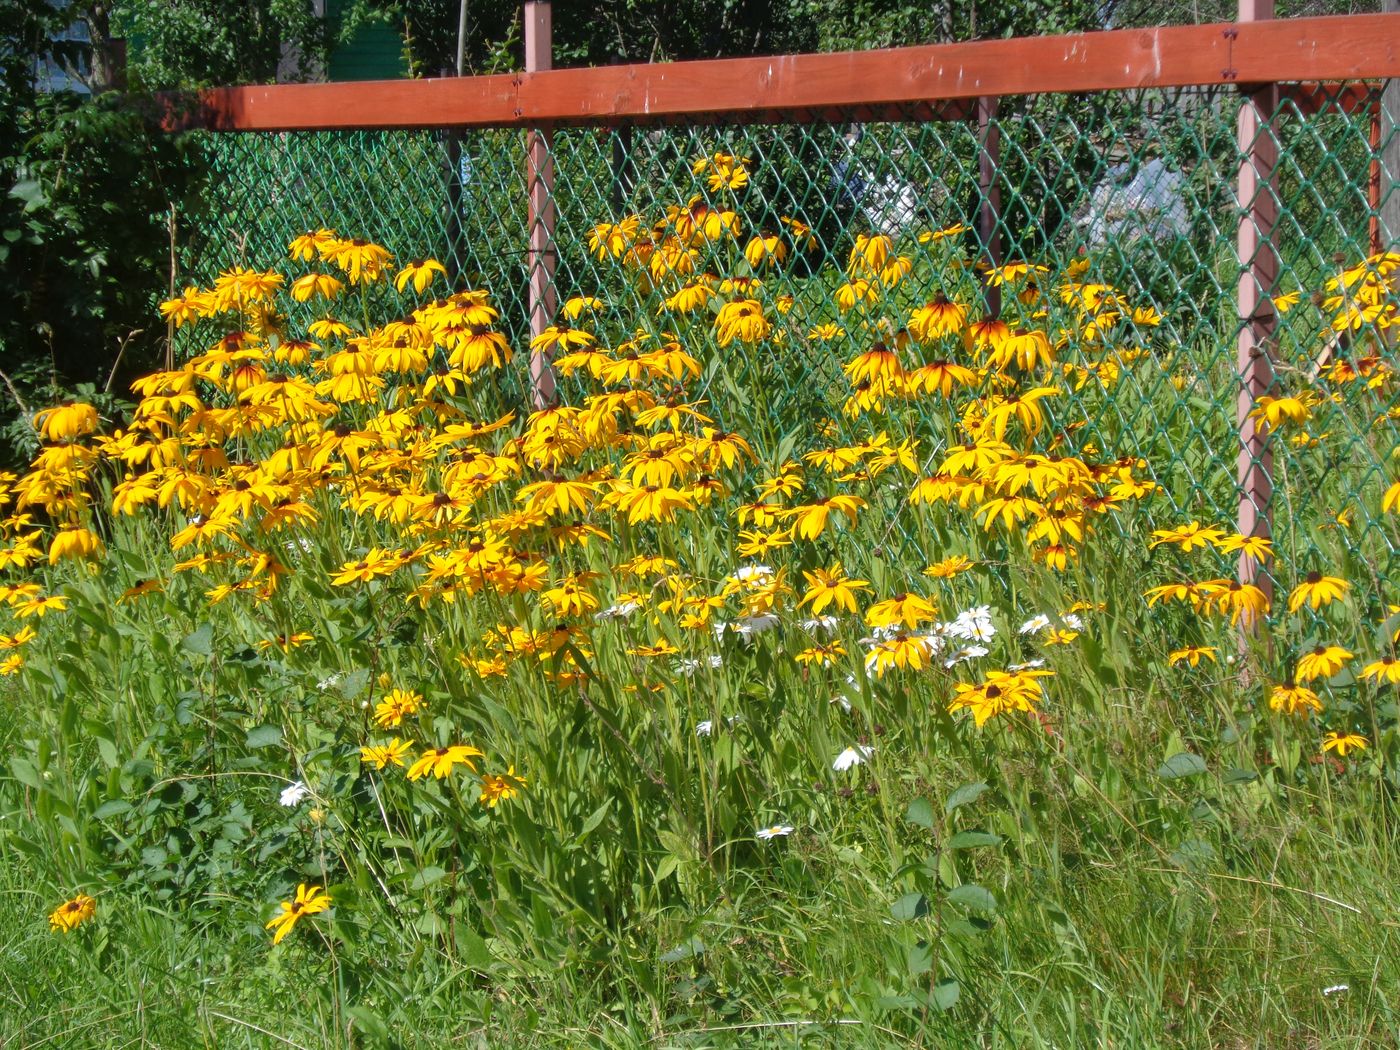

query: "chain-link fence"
left=175, top=72, right=1400, bottom=580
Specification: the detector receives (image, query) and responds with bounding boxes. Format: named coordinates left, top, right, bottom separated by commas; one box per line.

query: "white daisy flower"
left=279, top=781, right=310, bottom=807
left=1019, top=614, right=1052, bottom=635
left=678, top=654, right=725, bottom=676
left=755, top=824, right=794, bottom=840
left=735, top=613, right=780, bottom=636
left=833, top=744, right=874, bottom=771
left=695, top=720, right=714, bottom=737
left=944, top=644, right=990, bottom=668
left=919, top=632, right=947, bottom=654
left=1060, top=613, right=1084, bottom=630
left=1008, top=658, right=1048, bottom=671
left=594, top=601, right=640, bottom=622
left=799, top=615, right=840, bottom=634
left=732, top=564, right=774, bottom=582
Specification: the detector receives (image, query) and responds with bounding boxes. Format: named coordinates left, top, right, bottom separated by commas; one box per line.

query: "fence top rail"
left=166, top=12, right=1400, bottom=133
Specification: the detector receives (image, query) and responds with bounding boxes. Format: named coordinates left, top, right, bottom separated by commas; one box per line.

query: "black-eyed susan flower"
left=330, top=547, right=403, bottom=586
left=1217, top=532, right=1273, bottom=564
left=288, top=228, right=336, bottom=261
left=34, top=402, right=99, bottom=442
left=1288, top=572, right=1349, bottom=613
left=478, top=766, right=527, bottom=808
left=1295, top=645, right=1353, bottom=683
left=47, top=526, right=103, bottom=564
left=744, top=232, right=786, bottom=269
left=373, top=689, right=424, bottom=728
left=1359, top=657, right=1400, bottom=685
left=1150, top=521, right=1226, bottom=552
left=948, top=669, right=1048, bottom=728
left=325, top=238, right=391, bottom=284
left=906, top=360, right=976, bottom=398
left=1212, top=580, right=1272, bottom=625
left=361, top=738, right=414, bottom=769
left=798, top=564, right=869, bottom=616
left=406, top=744, right=484, bottom=781
left=48, top=893, right=96, bottom=933
left=529, top=325, right=595, bottom=356
left=794, top=641, right=846, bottom=667
left=118, top=579, right=164, bottom=603
left=12, top=594, right=67, bottom=619
left=257, top=631, right=313, bottom=653
left=864, top=633, right=933, bottom=676
left=865, top=591, right=938, bottom=629
left=394, top=258, right=446, bottom=294
left=265, top=883, right=331, bottom=944
left=908, top=296, right=968, bottom=342
left=289, top=272, right=344, bottom=303
left=1168, top=645, right=1218, bottom=668
left=587, top=216, right=640, bottom=260
left=714, top=299, right=770, bottom=345
left=1321, top=731, right=1368, bottom=757
left=788, top=494, right=864, bottom=540
left=924, top=555, right=975, bottom=579
left=1269, top=681, right=1323, bottom=716
left=0, top=625, right=35, bottom=650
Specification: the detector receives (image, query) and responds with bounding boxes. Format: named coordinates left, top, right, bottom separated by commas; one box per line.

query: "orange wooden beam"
left=165, top=13, right=1400, bottom=132
left=1280, top=81, right=1380, bottom=117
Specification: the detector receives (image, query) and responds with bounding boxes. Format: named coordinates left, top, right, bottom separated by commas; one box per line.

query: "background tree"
left=0, top=0, right=328, bottom=462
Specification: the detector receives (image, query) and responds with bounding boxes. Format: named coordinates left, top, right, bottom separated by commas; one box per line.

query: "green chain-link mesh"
left=177, top=82, right=1399, bottom=579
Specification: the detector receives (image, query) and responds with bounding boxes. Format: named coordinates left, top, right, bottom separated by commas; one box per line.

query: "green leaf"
left=456, top=926, right=493, bottom=970
left=654, top=855, right=680, bottom=882
left=660, top=936, right=705, bottom=963
left=9, top=180, right=45, bottom=206
left=905, top=797, right=935, bottom=830
left=945, top=781, right=988, bottom=813
left=245, top=725, right=283, bottom=749
left=575, top=799, right=612, bottom=844
left=8, top=758, right=42, bottom=791
left=931, top=978, right=961, bottom=1011
left=889, top=892, right=929, bottom=921
left=906, top=940, right=933, bottom=976
left=946, top=830, right=1002, bottom=850
left=1158, top=752, right=1208, bottom=779
left=94, top=799, right=133, bottom=819
left=181, top=623, right=213, bottom=656
left=410, top=865, right=447, bottom=890
left=946, top=884, right=997, bottom=912
left=346, top=1006, right=390, bottom=1042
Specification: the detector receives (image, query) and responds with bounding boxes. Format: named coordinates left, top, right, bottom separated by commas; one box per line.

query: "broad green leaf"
left=946, top=884, right=997, bottom=912
left=946, top=830, right=1002, bottom=850
left=945, top=781, right=988, bottom=813
left=181, top=623, right=213, bottom=656
left=931, top=978, right=961, bottom=1011
left=245, top=725, right=283, bottom=749
left=890, top=892, right=929, bottom=921
left=1158, top=752, right=1208, bottom=779
left=905, top=797, right=935, bottom=830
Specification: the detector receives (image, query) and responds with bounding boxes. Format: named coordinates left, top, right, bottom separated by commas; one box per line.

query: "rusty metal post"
left=1236, top=0, right=1279, bottom=627
left=977, top=96, right=1002, bottom=318
left=525, top=0, right=558, bottom=409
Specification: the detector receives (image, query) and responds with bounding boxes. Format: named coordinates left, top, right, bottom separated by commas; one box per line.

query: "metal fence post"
left=977, top=96, right=1002, bottom=318
left=1236, top=0, right=1279, bottom=628
left=525, top=0, right=558, bottom=410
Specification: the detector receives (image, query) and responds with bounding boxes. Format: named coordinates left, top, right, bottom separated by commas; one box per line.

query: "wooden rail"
left=166, top=13, right=1400, bottom=132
